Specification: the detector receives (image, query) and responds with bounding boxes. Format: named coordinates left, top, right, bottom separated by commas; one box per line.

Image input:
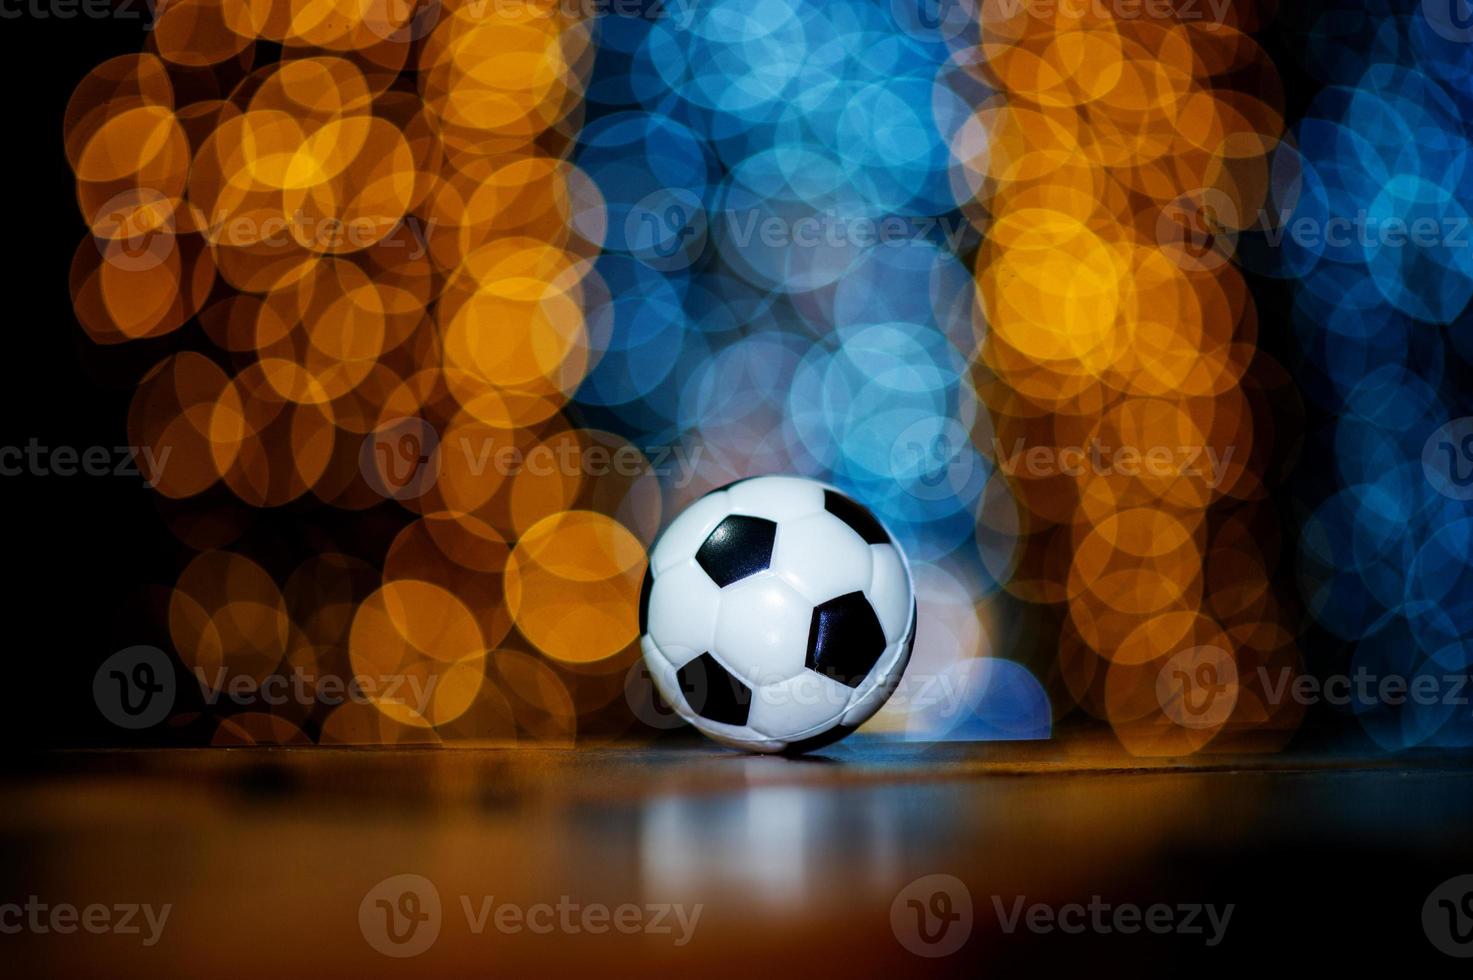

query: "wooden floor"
left=5, top=734, right=1473, bottom=977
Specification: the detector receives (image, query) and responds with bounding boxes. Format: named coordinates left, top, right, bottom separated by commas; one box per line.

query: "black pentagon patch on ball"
left=782, top=723, right=858, bottom=756
left=677, top=652, right=751, bottom=727
left=805, top=591, right=887, bottom=688
left=637, top=565, right=654, bottom=634
left=695, top=515, right=777, bottom=587
left=823, top=489, right=890, bottom=545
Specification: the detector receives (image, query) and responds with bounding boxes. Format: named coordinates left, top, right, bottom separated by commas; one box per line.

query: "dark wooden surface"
left=4, top=734, right=1472, bottom=977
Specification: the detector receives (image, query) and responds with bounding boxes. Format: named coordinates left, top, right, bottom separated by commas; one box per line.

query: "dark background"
left=3, top=2, right=439, bottom=748
left=2, top=2, right=175, bottom=747
left=0, top=1, right=1410, bottom=750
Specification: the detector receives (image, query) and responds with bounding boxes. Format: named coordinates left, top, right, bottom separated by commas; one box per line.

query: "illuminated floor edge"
left=5, top=734, right=1472, bottom=977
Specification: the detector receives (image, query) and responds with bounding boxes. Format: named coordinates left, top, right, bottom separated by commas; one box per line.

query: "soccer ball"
left=639, top=476, right=917, bottom=753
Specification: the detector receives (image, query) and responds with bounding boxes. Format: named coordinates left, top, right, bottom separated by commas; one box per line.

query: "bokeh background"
left=9, top=0, right=1473, bottom=756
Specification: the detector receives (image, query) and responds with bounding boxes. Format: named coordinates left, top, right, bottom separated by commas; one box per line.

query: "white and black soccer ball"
left=639, top=476, right=917, bottom=754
